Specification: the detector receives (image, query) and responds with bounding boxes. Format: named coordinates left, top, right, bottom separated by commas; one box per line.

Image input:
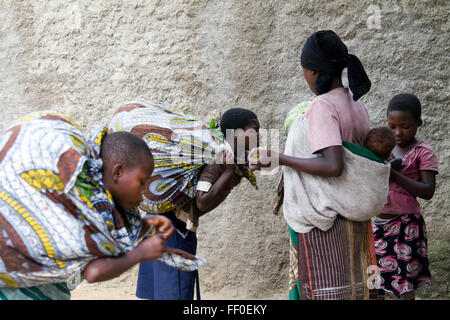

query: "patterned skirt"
left=289, top=215, right=378, bottom=300
left=372, top=213, right=432, bottom=298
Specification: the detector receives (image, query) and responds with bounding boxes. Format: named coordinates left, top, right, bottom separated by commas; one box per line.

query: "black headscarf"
left=300, top=30, right=371, bottom=101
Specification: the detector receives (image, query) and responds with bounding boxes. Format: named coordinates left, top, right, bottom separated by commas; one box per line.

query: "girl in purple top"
left=373, top=93, right=438, bottom=300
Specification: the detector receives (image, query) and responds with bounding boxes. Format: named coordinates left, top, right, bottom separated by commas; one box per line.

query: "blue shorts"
left=136, top=211, right=200, bottom=300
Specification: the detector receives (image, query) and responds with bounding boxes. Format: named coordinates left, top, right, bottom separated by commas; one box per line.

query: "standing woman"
left=250, top=30, right=376, bottom=300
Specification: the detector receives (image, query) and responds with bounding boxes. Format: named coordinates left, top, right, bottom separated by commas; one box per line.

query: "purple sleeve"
left=418, top=146, right=439, bottom=173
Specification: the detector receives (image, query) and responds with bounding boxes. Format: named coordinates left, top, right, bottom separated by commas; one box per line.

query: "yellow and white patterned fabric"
left=0, top=111, right=205, bottom=290
left=108, top=98, right=226, bottom=214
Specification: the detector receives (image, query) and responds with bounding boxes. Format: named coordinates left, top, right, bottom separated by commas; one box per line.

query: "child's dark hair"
left=315, top=31, right=348, bottom=95
left=387, top=93, right=422, bottom=125
left=100, top=131, right=153, bottom=167
left=219, top=108, right=258, bottom=136
left=364, top=127, right=396, bottom=160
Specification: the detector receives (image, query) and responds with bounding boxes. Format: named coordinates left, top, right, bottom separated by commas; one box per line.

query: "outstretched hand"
left=137, top=234, right=197, bottom=262
left=144, top=215, right=174, bottom=241
left=164, top=247, right=197, bottom=260
left=248, top=147, right=280, bottom=171
left=215, top=142, right=237, bottom=173
left=136, top=234, right=166, bottom=261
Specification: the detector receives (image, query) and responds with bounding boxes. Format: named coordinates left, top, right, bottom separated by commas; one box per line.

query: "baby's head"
left=364, top=127, right=396, bottom=160
left=220, top=108, right=260, bottom=160
left=100, top=131, right=154, bottom=211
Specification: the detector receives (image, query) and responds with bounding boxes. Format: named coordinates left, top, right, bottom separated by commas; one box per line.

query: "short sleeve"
left=196, top=164, right=224, bottom=192
left=418, top=146, right=439, bottom=173
left=306, top=97, right=342, bottom=153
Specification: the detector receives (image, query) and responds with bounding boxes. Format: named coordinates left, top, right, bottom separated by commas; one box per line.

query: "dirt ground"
left=70, top=285, right=233, bottom=300
left=71, top=285, right=138, bottom=300
left=69, top=265, right=237, bottom=300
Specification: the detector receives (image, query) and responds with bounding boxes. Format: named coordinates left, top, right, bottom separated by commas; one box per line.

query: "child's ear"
left=417, top=118, right=423, bottom=127
left=112, top=164, right=124, bottom=183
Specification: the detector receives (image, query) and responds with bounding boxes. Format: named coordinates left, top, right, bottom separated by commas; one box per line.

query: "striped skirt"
left=289, top=215, right=378, bottom=300
left=0, top=283, right=70, bottom=300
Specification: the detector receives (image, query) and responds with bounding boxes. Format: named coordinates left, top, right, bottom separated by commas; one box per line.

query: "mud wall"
left=1, top=0, right=448, bottom=299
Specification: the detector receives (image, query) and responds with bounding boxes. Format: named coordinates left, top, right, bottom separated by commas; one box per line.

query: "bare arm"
left=196, top=165, right=236, bottom=215
left=279, top=146, right=344, bottom=177
left=82, top=234, right=164, bottom=283
left=250, top=146, right=344, bottom=177
left=83, top=215, right=175, bottom=283
left=390, top=169, right=437, bottom=200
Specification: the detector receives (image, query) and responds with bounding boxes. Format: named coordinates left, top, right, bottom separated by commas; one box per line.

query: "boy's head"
left=387, top=93, right=422, bottom=124
left=220, top=108, right=260, bottom=158
left=364, top=127, right=396, bottom=160
left=387, top=93, right=422, bottom=126
left=387, top=93, right=422, bottom=148
left=100, top=131, right=154, bottom=211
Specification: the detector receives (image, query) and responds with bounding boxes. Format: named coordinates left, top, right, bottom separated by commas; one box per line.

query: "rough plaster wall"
left=0, top=0, right=448, bottom=299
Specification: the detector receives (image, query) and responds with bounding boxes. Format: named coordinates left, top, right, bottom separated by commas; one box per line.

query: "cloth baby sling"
left=282, top=107, right=391, bottom=233
left=0, top=111, right=204, bottom=290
